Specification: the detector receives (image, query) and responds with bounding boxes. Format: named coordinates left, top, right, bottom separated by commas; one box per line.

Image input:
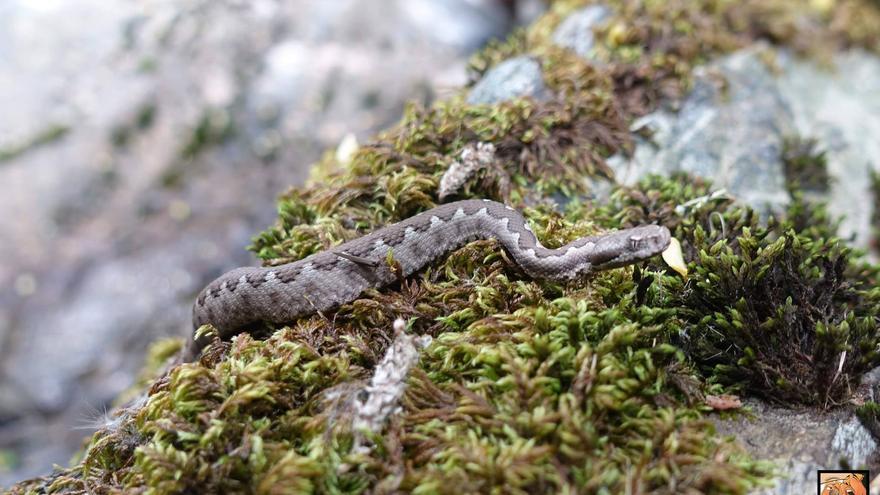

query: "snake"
left=185, top=199, right=671, bottom=360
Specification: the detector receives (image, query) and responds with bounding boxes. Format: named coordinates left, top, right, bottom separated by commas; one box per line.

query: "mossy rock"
left=9, top=0, right=880, bottom=493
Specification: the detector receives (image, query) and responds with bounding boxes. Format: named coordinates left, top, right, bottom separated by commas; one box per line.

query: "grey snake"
left=185, top=199, right=671, bottom=360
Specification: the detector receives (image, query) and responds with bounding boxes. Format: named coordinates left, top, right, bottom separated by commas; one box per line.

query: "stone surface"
left=467, top=55, right=550, bottom=104
left=601, top=43, right=880, bottom=491
left=608, top=46, right=795, bottom=217
left=713, top=399, right=878, bottom=495
left=550, top=4, right=611, bottom=60
left=776, top=49, right=880, bottom=248
left=609, top=44, right=880, bottom=248
left=0, top=0, right=533, bottom=485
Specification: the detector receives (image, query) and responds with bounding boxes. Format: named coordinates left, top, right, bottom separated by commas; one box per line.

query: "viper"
left=185, top=199, right=671, bottom=360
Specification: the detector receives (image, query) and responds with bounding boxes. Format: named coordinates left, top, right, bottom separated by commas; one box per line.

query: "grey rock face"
left=775, top=49, right=880, bottom=248
left=713, top=399, right=878, bottom=495
left=608, top=46, right=794, bottom=217
left=608, top=44, right=880, bottom=248
left=599, top=41, right=880, bottom=493
left=400, top=0, right=512, bottom=53
left=550, top=4, right=611, bottom=60
left=467, top=56, right=550, bottom=104
left=0, top=0, right=531, bottom=485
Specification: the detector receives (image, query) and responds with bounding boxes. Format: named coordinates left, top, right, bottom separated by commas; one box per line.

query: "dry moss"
left=9, top=0, right=880, bottom=493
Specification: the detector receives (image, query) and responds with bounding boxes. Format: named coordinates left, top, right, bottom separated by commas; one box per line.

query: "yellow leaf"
left=661, top=237, right=688, bottom=279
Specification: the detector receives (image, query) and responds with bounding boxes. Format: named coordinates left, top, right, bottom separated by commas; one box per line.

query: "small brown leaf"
left=705, top=394, right=742, bottom=410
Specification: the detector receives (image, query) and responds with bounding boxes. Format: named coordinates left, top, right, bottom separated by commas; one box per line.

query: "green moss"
left=0, top=124, right=70, bottom=163
left=679, top=229, right=878, bottom=407
left=111, top=101, right=158, bottom=149
left=10, top=0, right=880, bottom=493
left=597, top=174, right=880, bottom=408
left=13, top=176, right=795, bottom=494
left=782, top=135, right=831, bottom=194
left=871, top=170, right=880, bottom=252
left=471, top=0, right=880, bottom=118
left=857, top=401, right=880, bottom=440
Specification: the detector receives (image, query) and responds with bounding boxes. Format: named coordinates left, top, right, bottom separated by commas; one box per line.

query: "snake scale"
left=185, top=199, right=671, bottom=360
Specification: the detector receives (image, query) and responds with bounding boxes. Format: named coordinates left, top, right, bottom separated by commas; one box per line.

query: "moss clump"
left=677, top=229, right=879, bottom=407
left=13, top=174, right=792, bottom=494
left=871, top=170, right=880, bottom=252
left=598, top=175, right=880, bottom=408
left=782, top=135, right=831, bottom=194
left=473, top=0, right=880, bottom=118
left=857, top=401, right=880, bottom=440
left=10, top=1, right=880, bottom=493
left=0, top=124, right=70, bottom=163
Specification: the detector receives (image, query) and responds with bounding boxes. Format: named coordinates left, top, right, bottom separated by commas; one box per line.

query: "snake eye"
left=629, top=236, right=643, bottom=250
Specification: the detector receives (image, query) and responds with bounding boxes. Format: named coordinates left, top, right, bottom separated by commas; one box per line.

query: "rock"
left=550, top=4, right=611, bottom=60
left=467, top=55, right=550, bottom=104
left=400, top=0, right=512, bottom=54
left=608, top=45, right=794, bottom=217
left=608, top=44, right=880, bottom=248
left=600, top=42, right=880, bottom=491
left=713, top=398, right=878, bottom=495
left=0, top=0, right=529, bottom=485
left=775, top=49, right=880, bottom=248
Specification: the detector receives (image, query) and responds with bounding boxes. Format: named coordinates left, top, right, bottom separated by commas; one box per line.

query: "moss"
left=111, top=101, right=158, bottom=149
left=782, top=135, right=831, bottom=194
left=871, top=170, right=880, bottom=252
left=9, top=0, right=880, bottom=493
left=472, top=0, right=880, bottom=118
left=857, top=401, right=880, bottom=440
left=0, top=124, right=70, bottom=163
left=597, top=174, right=880, bottom=408
left=13, top=176, right=795, bottom=494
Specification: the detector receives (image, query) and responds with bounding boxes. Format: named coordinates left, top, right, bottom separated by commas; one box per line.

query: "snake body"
left=186, top=199, right=671, bottom=360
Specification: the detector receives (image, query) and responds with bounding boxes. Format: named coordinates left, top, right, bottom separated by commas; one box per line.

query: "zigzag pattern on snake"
left=185, top=199, right=671, bottom=360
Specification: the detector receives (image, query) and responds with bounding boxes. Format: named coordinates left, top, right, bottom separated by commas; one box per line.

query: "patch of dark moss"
left=11, top=1, right=880, bottom=492
left=678, top=229, right=878, bottom=407
left=0, top=124, right=70, bottom=164
left=857, top=401, right=880, bottom=441
left=782, top=135, right=831, bottom=195
left=597, top=174, right=880, bottom=408
left=871, top=170, right=880, bottom=252
left=111, top=100, right=158, bottom=149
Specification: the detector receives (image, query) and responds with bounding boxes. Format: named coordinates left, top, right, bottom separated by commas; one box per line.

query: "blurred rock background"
left=0, top=0, right=545, bottom=484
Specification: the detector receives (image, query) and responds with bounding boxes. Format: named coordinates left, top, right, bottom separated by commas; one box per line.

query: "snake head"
left=588, top=225, right=672, bottom=271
